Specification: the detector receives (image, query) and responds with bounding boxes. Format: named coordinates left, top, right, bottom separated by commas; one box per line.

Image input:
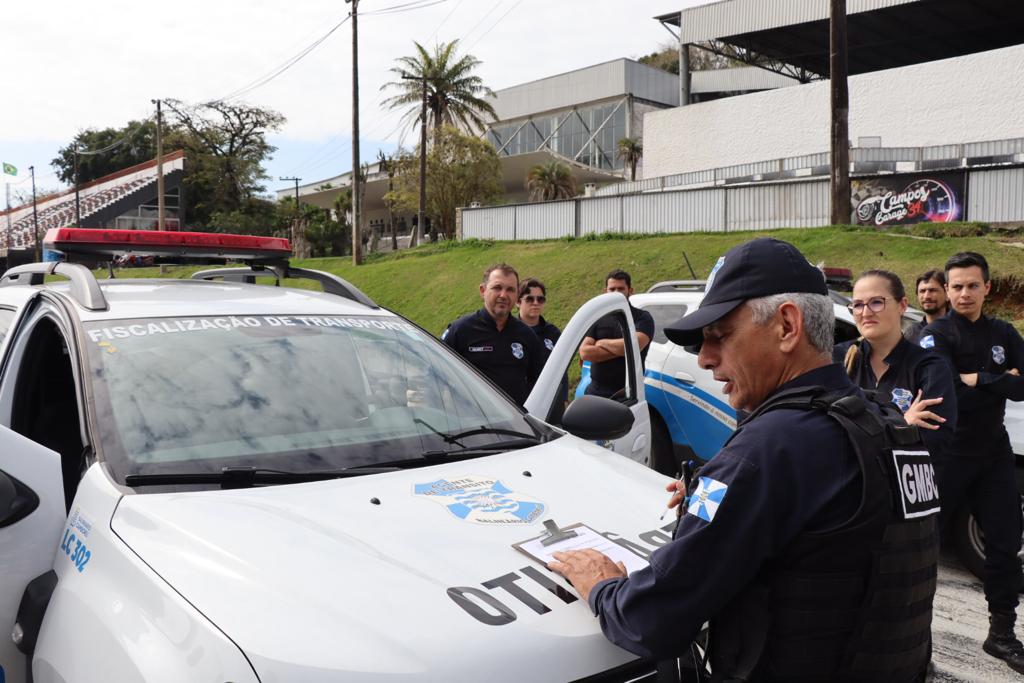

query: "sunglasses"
left=848, top=296, right=889, bottom=315
left=522, top=295, right=546, bottom=304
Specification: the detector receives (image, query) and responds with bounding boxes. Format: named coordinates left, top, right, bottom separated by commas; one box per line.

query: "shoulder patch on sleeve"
left=919, top=334, right=934, bottom=349
left=687, top=476, right=728, bottom=523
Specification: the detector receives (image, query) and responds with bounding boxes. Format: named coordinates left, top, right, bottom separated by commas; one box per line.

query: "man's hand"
left=548, top=549, right=627, bottom=603
left=960, top=372, right=979, bottom=387
left=1009, top=368, right=1020, bottom=376
left=904, top=390, right=945, bottom=431
left=665, top=478, right=687, bottom=510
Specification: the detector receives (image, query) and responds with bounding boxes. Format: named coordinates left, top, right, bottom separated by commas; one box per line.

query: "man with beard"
left=905, top=270, right=949, bottom=345
left=442, top=263, right=544, bottom=407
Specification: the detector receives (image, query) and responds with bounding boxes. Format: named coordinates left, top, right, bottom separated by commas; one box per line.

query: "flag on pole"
left=1, top=162, right=16, bottom=176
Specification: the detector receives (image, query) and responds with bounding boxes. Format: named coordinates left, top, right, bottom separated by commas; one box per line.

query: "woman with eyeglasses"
left=833, top=270, right=957, bottom=455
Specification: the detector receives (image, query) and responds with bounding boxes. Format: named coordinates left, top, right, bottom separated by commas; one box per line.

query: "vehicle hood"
left=111, top=438, right=673, bottom=682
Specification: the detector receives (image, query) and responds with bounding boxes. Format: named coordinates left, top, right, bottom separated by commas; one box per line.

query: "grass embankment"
left=105, top=224, right=1024, bottom=334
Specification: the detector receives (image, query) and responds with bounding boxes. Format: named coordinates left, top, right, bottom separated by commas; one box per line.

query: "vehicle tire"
left=650, top=415, right=679, bottom=478
left=951, top=504, right=986, bottom=580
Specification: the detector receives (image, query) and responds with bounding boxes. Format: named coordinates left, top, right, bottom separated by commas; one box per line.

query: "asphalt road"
left=931, top=556, right=1023, bottom=682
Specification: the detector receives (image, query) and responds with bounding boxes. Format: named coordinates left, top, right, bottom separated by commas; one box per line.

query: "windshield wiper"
left=124, top=465, right=401, bottom=489
left=413, top=419, right=543, bottom=447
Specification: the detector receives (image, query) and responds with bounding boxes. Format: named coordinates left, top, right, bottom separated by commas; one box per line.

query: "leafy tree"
left=162, top=99, right=284, bottom=227
left=638, top=42, right=744, bottom=74
left=208, top=197, right=279, bottom=236
left=525, top=161, right=577, bottom=202
left=51, top=101, right=284, bottom=230
left=52, top=119, right=159, bottom=185
left=388, top=126, right=503, bottom=239
left=381, top=40, right=497, bottom=135
left=617, top=137, right=643, bottom=181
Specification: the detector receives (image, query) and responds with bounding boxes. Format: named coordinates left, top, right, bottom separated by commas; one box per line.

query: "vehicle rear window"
left=639, top=304, right=688, bottom=344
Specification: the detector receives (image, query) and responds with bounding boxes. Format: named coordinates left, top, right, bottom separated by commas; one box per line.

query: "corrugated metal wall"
left=969, top=168, right=1024, bottom=222
left=727, top=180, right=829, bottom=231
left=461, top=167, right=1020, bottom=240
left=462, top=205, right=516, bottom=240
left=514, top=201, right=575, bottom=239
left=623, top=189, right=725, bottom=234
left=579, top=197, right=622, bottom=234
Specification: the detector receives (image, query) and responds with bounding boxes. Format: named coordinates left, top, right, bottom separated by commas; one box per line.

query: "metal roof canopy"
left=658, top=0, right=1024, bottom=82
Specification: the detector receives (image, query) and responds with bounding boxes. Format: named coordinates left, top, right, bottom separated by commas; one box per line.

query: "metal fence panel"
left=462, top=205, right=516, bottom=240
left=726, top=180, right=829, bottom=231
left=968, top=167, right=1024, bottom=222
left=579, top=196, right=622, bottom=234
left=623, top=189, right=726, bottom=234
left=513, top=201, right=575, bottom=239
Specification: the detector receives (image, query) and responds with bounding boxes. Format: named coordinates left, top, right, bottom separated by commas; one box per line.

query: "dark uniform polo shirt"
left=587, top=364, right=865, bottom=659
left=904, top=319, right=928, bottom=346
left=921, top=310, right=1024, bottom=459
left=527, top=315, right=568, bottom=404
left=584, top=305, right=656, bottom=399
left=442, top=309, right=544, bottom=407
left=833, top=336, right=957, bottom=460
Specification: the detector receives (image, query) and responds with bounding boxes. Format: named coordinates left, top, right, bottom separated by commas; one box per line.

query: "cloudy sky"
left=0, top=0, right=708, bottom=198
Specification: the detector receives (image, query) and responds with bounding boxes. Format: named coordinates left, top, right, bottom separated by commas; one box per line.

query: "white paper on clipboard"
left=513, top=523, right=649, bottom=575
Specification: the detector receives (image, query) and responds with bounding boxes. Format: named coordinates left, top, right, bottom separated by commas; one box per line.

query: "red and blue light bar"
left=43, top=228, right=291, bottom=262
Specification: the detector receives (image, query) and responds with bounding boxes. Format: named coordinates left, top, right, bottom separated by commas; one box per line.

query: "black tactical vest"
left=708, top=386, right=939, bottom=683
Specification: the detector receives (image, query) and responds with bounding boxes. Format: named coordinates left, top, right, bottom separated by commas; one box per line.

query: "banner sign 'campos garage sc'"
left=851, top=171, right=966, bottom=227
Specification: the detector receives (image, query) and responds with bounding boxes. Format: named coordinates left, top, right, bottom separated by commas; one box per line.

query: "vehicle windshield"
left=84, top=314, right=550, bottom=483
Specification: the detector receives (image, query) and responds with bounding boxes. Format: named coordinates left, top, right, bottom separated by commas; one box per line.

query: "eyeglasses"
left=522, top=295, right=546, bottom=304
left=848, top=296, right=889, bottom=315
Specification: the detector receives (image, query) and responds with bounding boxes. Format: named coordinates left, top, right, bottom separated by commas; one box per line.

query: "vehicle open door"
left=0, top=426, right=65, bottom=683
left=525, top=293, right=651, bottom=467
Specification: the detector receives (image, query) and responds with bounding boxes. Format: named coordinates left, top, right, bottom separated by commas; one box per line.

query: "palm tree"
left=381, top=40, right=497, bottom=137
left=525, top=161, right=577, bottom=202
left=617, top=137, right=643, bottom=181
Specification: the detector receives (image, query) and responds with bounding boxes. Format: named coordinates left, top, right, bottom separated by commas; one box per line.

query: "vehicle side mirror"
left=0, top=469, right=40, bottom=529
left=560, top=395, right=634, bottom=441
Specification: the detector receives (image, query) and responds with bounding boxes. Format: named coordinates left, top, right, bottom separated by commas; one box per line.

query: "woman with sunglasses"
left=518, top=278, right=569, bottom=412
left=833, top=270, right=957, bottom=455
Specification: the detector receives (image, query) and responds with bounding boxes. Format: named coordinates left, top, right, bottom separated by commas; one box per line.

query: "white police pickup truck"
left=0, top=229, right=665, bottom=683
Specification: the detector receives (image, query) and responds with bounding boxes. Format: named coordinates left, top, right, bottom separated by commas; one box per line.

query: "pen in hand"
left=660, top=461, right=694, bottom=520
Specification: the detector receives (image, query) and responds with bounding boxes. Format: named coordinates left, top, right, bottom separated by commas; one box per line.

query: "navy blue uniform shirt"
left=442, top=309, right=544, bottom=407
left=921, top=310, right=1024, bottom=459
left=904, top=319, right=928, bottom=346
left=588, top=363, right=865, bottom=660
left=833, top=336, right=957, bottom=460
left=585, top=305, right=656, bottom=398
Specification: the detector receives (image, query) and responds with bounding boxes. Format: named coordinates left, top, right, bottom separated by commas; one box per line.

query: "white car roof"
left=3, top=279, right=391, bottom=322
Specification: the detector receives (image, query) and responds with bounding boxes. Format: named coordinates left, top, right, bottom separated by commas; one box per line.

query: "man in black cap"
left=549, top=238, right=938, bottom=682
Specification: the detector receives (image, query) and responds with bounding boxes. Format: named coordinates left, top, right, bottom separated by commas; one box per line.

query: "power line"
left=427, top=0, right=465, bottom=43
left=466, top=0, right=526, bottom=51
left=363, top=0, right=447, bottom=16
left=459, top=0, right=509, bottom=45
left=207, top=14, right=351, bottom=104
left=75, top=116, right=153, bottom=156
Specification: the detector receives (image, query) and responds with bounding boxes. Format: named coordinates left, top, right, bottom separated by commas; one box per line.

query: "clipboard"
left=512, top=520, right=650, bottom=575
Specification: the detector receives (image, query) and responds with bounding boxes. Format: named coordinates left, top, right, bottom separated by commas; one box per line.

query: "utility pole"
left=30, top=166, right=39, bottom=261
left=280, top=177, right=301, bottom=217
left=402, top=72, right=428, bottom=247
left=830, top=0, right=851, bottom=225
left=74, top=145, right=81, bottom=228
left=346, top=0, right=363, bottom=265
left=5, top=183, right=11, bottom=255
left=152, top=99, right=166, bottom=230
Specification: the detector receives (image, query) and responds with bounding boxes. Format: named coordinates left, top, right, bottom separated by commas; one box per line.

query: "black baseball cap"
left=664, top=238, right=828, bottom=347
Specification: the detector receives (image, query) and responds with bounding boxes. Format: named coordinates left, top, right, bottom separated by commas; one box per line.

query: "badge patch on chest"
left=413, top=476, right=545, bottom=525
left=544, top=338, right=554, bottom=351
left=892, top=450, right=940, bottom=519
left=891, top=387, right=914, bottom=413
left=511, top=342, right=524, bottom=359
left=993, top=345, right=1006, bottom=365
left=919, top=335, right=935, bottom=349
left=687, top=476, right=728, bottom=523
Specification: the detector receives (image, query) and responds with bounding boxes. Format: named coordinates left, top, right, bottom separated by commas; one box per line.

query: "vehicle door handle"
left=674, top=372, right=696, bottom=385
